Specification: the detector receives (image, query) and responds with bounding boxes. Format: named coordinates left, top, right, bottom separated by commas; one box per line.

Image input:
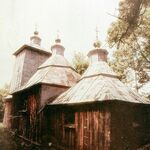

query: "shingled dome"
left=14, top=38, right=80, bottom=93
left=51, top=47, right=149, bottom=105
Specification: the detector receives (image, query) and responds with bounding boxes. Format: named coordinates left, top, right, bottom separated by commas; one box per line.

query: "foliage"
left=0, top=123, right=40, bottom=150
left=108, top=0, right=150, bottom=47
left=72, top=52, right=89, bottom=75
left=0, top=84, right=9, bottom=112
left=0, top=123, right=19, bottom=149
left=107, top=0, right=150, bottom=93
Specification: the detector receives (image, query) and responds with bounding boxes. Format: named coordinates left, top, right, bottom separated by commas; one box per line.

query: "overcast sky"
left=0, top=0, right=119, bottom=88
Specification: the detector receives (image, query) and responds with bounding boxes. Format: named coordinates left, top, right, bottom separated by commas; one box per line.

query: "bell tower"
left=10, top=31, right=51, bottom=93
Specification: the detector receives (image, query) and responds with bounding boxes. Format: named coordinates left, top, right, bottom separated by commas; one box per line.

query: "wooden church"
left=3, top=30, right=150, bottom=150
left=44, top=38, right=150, bottom=150
left=3, top=31, right=80, bottom=143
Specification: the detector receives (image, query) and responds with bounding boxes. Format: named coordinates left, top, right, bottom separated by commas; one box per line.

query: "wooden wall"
left=110, top=102, right=150, bottom=150
left=75, top=108, right=111, bottom=150
left=3, top=100, right=12, bottom=128
left=40, top=84, right=68, bottom=107
left=46, top=104, right=111, bottom=150
left=45, top=108, right=64, bottom=146
left=10, top=48, right=50, bottom=92
left=11, top=84, right=68, bottom=144
left=11, top=93, right=24, bottom=130
left=11, top=86, right=40, bottom=142
left=11, top=83, right=69, bottom=146
left=11, top=89, right=150, bottom=150
left=46, top=102, right=150, bottom=150
left=26, top=94, right=39, bottom=141
left=10, top=50, right=26, bottom=92
left=22, top=49, right=50, bottom=86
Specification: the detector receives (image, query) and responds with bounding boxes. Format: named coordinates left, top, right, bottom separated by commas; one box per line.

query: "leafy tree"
left=107, top=0, right=150, bottom=95
left=72, top=52, right=89, bottom=75
left=0, top=84, right=9, bottom=112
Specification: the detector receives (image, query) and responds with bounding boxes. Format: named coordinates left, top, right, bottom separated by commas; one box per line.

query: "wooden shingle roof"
left=81, top=61, right=118, bottom=79
left=38, top=54, right=74, bottom=69
left=13, top=44, right=51, bottom=56
left=14, top=54, right=80, bottom=93
left=51, top=54, right=149, bottom=105
left=12, top=37, right=81, bottom=93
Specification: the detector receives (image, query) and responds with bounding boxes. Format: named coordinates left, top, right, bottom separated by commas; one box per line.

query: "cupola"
left=51, top=33, right=65, bottom=56
left=30, top=30, right=41, bottom=46
left=88, top=28, right=108, bottom=64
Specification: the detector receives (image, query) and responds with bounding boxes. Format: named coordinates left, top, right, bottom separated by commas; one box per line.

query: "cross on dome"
left=95, top=26, right=99, bottom=41
left=93, top=27, right=101, bottom=48
left=55, top=30, right=61, bottom=43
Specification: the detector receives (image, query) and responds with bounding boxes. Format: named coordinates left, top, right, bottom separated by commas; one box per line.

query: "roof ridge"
left=80, top=73, right=118, bottom=81
left=38, top=64, right=77, bottom=72
left=51, top=74, right=149, bottom=105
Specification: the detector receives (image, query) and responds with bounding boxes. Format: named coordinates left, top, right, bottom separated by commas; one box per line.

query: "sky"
left=0, top=0, right=119, bottom=88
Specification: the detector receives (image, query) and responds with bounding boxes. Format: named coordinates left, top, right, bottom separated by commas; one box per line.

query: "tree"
left=72, top=52, right=89, bottom=75
left=107, top=0, right=150, bottom=97
left=0, top=84, right=9, bottom=112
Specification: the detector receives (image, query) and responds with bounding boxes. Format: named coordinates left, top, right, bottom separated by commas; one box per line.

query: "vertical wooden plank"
left=99, top=109, right=104, bottom=150
left=93, top=110, right=96, bottom=150
left=62, top=112, right=65, bottom=145
left=83, top=111, right=85, bottom=150
left=95, top=110, right=99, bottom=150
left=89, top=111, right=92, bottom=150
left=80, top=111, right=83, bottom=150
left=84, top=111, right=88, bottom=150
left=78, top=111, right=81, bottom=150
left=75, top=112, right=78, bottom=150
left=104, top=111, right=111, bottom=150
left=87, top=111, right=90, bottom=150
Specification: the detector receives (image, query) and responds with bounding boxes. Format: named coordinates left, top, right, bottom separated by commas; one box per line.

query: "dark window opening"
left=64, top=111, right=75, bottom=128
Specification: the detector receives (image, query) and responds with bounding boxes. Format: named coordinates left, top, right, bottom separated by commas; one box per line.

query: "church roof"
left=81, top=61, right=117, bottom=79
left=14, top=31, right=51, bottom=56
left=13, top=44, right=51, bottom=56
left=13, top=36, right=81, bottom=94
left=51, top=51, right=150, bottom=105
left=38, top=54, right=73, bottom=69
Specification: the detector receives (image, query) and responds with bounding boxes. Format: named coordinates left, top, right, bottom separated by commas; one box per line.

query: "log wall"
left=75, top=108, right=111, bottom=150
left=3, top=100, right=12, bottom=128
left=10, top=48, right=50, bottom=92
left=11, top=84, right=68, bottom=145
left=110, top=102, right=150, bottom=150
left=40, top=84, right=68, bottom=107
left=22, top=49, right=50, bottom=86
left=47, top=105, right=111, bottom=150
left=47, top=102, right=150, bottom=150
left=11, top=86, right=40, bottom=142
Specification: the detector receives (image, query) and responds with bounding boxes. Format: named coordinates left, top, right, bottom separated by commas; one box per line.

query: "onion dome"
left=30, top=30, right=41, bottom=46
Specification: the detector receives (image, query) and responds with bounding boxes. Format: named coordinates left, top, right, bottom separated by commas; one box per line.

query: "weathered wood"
left=10, top=46, right=50, bottom=93
left=14, top=54, right=80, bottom=93
left=3, top=99, right=12, bottom=128
left=46, top=105, right=112, bottom=150
left=110, top=102, right=150, bottom=150
left=8, top=38, right=150, bottom=150
left=51, top=143, right=71, bottom=150
left=51, top=60, right=149, bottom=105
left=18, top=135, right=41, bottom=146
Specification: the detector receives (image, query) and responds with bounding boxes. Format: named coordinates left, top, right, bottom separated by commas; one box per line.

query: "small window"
left=64, top=110, right=75, bottom=128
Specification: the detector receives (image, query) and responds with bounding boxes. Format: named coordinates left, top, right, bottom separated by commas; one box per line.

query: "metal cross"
left=57, top=30, right=60, bottom=39
left=95, top=27, right=99, bottom=41
left=35, top=24, right=38, bottom=32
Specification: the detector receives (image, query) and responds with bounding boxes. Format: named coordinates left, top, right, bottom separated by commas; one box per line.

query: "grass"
left=0, top=123, right=19, bottom=150
left=0, top=123, right=43, bottom=150
left=0, top=123, right=55, bottom=150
